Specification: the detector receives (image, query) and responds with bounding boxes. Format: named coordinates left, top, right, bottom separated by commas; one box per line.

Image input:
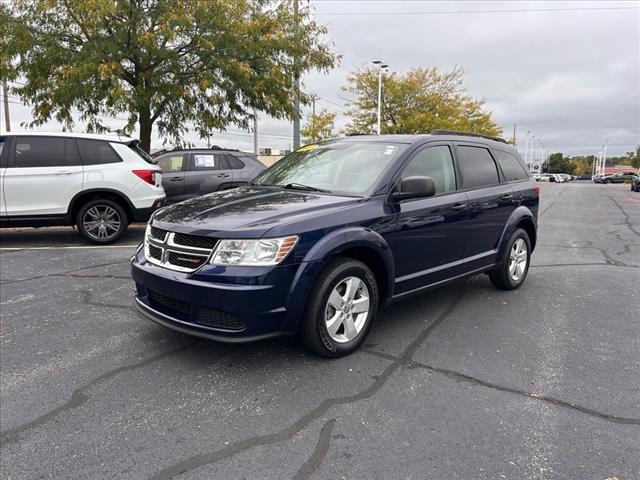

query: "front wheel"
left=604, top=179, right=611, bottom=184
left=489, top=228, right=532, bottom=290
left=300, top=258, right=379, bottom=358
left=76, top=199, right=127, bottom=244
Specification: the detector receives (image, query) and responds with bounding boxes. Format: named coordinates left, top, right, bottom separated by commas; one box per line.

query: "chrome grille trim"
left=144, top=228, right=218, bottom=273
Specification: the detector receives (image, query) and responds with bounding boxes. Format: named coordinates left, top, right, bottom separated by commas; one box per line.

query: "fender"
left=495, top=206, right=537, bottom=265
left=285, top=227, right=395, bottom=326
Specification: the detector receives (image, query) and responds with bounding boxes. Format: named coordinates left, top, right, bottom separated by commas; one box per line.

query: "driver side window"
left=401, top=145, right=457, bottom=194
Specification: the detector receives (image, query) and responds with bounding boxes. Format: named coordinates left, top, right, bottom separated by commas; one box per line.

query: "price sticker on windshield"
left=297, top=144, right=319, bottom=152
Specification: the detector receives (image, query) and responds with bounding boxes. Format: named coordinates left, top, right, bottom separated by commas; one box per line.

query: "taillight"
left=132, top=169, right=156, bottom=185
left=535, top=183, right=541, bottom=195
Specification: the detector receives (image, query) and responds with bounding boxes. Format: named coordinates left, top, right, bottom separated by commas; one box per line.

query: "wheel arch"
left=496, top=206, right=537, bottom=265
left=68, top=189, right=135, bottom=224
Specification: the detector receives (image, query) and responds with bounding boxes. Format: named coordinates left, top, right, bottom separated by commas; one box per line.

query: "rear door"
left=184, top=152, right=234, bottom=199
left=455, top=143, right=518, bottom=266
left=156, top=153, right=187, bottom=203
left=3, top=136, right=83, bottom=216
left=386, top=143, right=469, bottom=294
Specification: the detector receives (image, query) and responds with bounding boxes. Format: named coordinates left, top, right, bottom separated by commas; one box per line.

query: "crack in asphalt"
left=291, top=419, right=336, bottom=480
left=530, top=263, right=638, bottom=269
left=0, top=342, right=197, bottom=446
left=608, top=194, right=640, bottom=237
left=362, top=349, right=640, bottom=426
left=147, top=284, right=470, bottom=480
left=0, top=260, right=130, bottom=285
left=81, top=289, right=133, bottom=310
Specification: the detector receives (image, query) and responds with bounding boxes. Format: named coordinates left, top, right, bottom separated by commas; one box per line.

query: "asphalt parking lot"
left=1, top=182, right=639, bottom=480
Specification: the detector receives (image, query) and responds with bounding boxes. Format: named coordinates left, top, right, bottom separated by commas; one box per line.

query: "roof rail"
left=430, top=129, right=507, bottom=143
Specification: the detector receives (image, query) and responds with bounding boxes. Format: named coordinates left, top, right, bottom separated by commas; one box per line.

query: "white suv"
left=0, top=132, right=165, bottom=243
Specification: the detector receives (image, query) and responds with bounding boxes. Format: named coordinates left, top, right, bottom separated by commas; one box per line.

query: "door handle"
left=217, top=173, right=230, bottom=178
left=169, top=176, right=182, bottom=181
left=500, top=194, right=514, bottom=200
left=450, top=203, right=467, bottom=211
left=55, top=170, right=73, bottom=175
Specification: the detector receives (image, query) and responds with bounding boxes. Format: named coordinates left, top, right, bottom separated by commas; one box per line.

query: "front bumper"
left=131, top=248, right=309, bottom=341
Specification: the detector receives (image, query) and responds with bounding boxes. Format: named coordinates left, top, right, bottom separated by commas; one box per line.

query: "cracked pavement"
left=1, top=183, right=639, bottom=479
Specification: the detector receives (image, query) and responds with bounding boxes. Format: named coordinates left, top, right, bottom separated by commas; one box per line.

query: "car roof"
left=331, top=133, right=518, bottom=153
left=2, top=131, right=135, bottom=143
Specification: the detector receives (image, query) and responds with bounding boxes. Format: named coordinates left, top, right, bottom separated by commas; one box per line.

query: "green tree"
left=342, top=66, right=502, bottom=137
left=567, top=156, right=593, bottom=175
left=4, top=0, right=337, bottom=151
left=547, top=152, right=573, bottom=174
left=622, top=145, right=640, bottom=168
left=301, top=108, right=336, bottom=143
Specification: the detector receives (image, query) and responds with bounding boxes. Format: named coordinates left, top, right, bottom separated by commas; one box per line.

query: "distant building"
left=604, top=165, right=637, bottom=174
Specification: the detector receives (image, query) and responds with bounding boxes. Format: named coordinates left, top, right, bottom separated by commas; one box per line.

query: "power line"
left=316, top=6, right=640, bottom=16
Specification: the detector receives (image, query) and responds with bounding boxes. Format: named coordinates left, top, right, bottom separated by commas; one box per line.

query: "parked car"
left=592, top=173, right=604, bottom=183
left=132, top=131, right=539, bottom=357
left=0, top=132, right=165, bottom=243
left=539, top=173, right=556, bottom=182
left=153, top=148, right=265, bottom=203
left=600, top=172, right=636, bottom=184
left=532, top=173, right=541, bottom=181
left=631, top=173, right=640, bottom=192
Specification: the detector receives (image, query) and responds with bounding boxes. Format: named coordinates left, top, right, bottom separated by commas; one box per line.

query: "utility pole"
left=292, top=0, right=301, bottom=149
left=372, top=60, right=388, bottom=135
left=512, top=124, right=516, bottom=146
left=2, top=80, right=10, bottom=133
left=253, top=108, right=258, bottom=155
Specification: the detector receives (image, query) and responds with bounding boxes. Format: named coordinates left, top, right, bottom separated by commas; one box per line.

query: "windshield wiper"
left=281, top=183, right=332, bottom=193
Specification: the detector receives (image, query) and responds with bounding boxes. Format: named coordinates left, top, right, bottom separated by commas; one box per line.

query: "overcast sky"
left=2, top=0, right=639, bottom=157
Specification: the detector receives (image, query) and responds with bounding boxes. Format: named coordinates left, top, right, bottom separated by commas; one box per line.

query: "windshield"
left=253, top=141, right=407, bottom=196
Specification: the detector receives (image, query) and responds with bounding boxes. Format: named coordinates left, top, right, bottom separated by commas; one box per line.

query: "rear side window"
left=457, top=146, right=500, bottom=189
left=14, top=137, right=81, bottom=168
left=225, top=155, right=245, bottom=169
left=157, top=154, right=185, bottom=173
left=401, top=145, right=457, bottom=194
left=76, top=139, right=121, bottom=165
left=494, top=150, right=529, bottom=181
left=190, top=153, right=225, bottom=170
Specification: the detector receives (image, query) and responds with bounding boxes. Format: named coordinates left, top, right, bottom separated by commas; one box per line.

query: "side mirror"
left=390, top=176, right=436, bottom=202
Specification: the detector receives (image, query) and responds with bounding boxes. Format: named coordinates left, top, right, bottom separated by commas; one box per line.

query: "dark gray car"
left=154, top=148, right=265, bottom=203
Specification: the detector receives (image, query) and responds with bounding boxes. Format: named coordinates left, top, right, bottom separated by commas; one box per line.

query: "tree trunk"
left=138, top=105, right=152, bottom=153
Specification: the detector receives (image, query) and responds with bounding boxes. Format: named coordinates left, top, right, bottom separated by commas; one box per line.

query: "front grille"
left=146, top=290, right=245, bottom=331
left=198, top=308, right=245, bottom=330
left=148, top=290, right=190, bottom=316
left=145, top=226, right=217, bottom=273
left=150, top=226, right=168, bottom=241
left=148, top=244, right=163, bottom=261
left=166, top=251, right=208, bottom=269
left=173, top=233, right=218, bottom=249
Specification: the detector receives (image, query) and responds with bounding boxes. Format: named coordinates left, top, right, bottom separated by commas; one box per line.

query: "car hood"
left=151, top=186, right=361, bottom=237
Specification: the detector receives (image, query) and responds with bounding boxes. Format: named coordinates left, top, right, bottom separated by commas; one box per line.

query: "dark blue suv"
left=131, top=131, right=539, bottom=357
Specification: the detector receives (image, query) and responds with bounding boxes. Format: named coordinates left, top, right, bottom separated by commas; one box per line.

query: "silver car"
left=154, top=148, right=265, bottom=203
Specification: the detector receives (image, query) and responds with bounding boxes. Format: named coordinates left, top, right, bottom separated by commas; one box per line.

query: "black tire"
left=300, top=258, right=379, bottom=358
left=489, top=228, right=532, bottom=291
left=604, top=179, right=611, bottom=184
left=76, top=199, right=128, bottom=244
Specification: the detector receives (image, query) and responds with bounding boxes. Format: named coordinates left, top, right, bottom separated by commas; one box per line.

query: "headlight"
left=210, top=236, right=298, bottom=266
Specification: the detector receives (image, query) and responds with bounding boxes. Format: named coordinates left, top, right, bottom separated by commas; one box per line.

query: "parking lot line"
left=0, top=245, right=139, bottom=251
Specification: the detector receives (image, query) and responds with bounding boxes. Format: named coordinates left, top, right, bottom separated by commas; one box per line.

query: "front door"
left=157, top=153, right=187, bottom=203
left=3, top=136, right=84, bottom=216
left=386, top=143, right=468, bottom=294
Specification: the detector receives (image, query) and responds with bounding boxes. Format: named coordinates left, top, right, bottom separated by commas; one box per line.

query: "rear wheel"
left=76, top=199, right=127, bottom=244
left=489, top=228, right=531, bottom=290
left=604, top=179, right=611, bottom=184
left=300, top=258, right=378, bottom=358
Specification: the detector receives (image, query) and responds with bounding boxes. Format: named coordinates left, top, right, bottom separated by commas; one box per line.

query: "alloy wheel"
left=324, top=276, right=370, bottom=343
left=509, top=238, right=528, bottom=282
left=82, top=205, right=121, bottom=241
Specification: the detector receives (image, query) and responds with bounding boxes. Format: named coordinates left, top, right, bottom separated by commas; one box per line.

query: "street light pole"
left=601, top=139, right=609, bottom=175
left=524, top=131, right=530, bottom=164
left=372, top=60, right=388, bottom=135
